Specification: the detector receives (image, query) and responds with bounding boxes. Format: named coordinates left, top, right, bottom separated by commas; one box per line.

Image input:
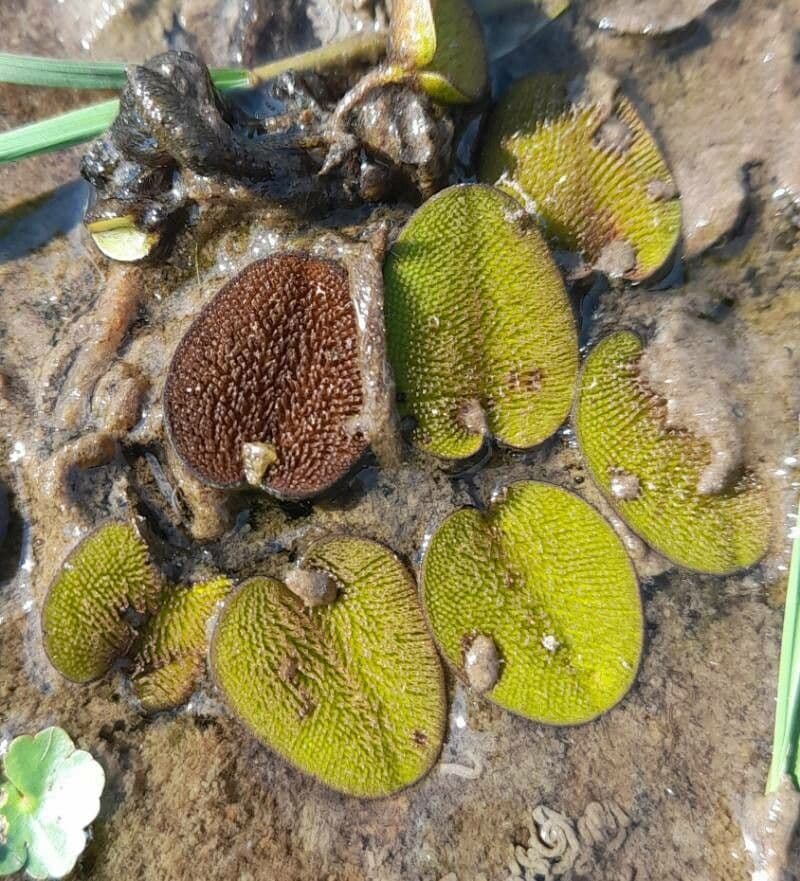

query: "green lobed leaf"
left=0, top=727, right=105, bottom=879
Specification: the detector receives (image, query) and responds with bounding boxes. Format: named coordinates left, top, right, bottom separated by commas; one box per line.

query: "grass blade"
left=0, top=70, right=250, bottom=164
left=0, top=53, right=127, bottom=89
left=0, top=53, right=253, bottom=91
left=0, top=99, right=119, bottom=163
left=210, top=69, right=253, bottom=90
left=767, top=500, right=800, bottom=793
left=0, top=33, right=387, bottom=164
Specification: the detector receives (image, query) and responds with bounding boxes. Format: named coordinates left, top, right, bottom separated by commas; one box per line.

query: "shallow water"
left=1, top=1, right=799, bottom=879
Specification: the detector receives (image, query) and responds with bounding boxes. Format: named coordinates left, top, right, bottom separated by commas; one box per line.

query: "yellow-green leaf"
left=479, top=74, right=680, bottom=281
left=211, top=537, right=445, bottom=797
left=41, top=522, right=160, bottom=683
left=384, top=183, right=578, bottom=460
left=132, top=576, right=231, bottom=712
left=421, top=480, right=643, bottom=724
left=574, top=331, right=770, bottom=573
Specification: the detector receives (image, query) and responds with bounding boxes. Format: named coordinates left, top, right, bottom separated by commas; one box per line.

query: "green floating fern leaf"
left=479, top=73, right=680, bottom=281
left=132, top=576, right=232, bottom=713
left=211, top=537, right=445, bottom=797
left=384, top=183, right=578, bottom=460
left=41, top=522, right=161, bottom=683
left=575, top=331, right=771, bottom=574
left=421, top=480, right=643, bottom=725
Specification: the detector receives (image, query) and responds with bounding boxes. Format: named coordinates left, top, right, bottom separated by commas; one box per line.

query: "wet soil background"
left=1, top=1, right=799, bottom=879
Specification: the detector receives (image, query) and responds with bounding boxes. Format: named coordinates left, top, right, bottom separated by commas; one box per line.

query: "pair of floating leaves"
left=42, top=523, right=229, bottom=707
left=390, top=0, right=488, bottom=103
left=212, top=537, right=445, bottom=797
left=574, top=332, right=770, bottom=573
left=165, top=254, right=367, bottom=500
left=422, top=480, right=643, bottom=724
left=479, top=74, right=680, bottom=281
left=384, top=184, right=578, bottom=459
left=0, top=727, right=105, bottom=879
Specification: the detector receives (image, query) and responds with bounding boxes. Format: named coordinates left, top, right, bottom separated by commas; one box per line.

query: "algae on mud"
left=479, top=73, right=680, bottom=281
left=41, top=522, right=161, bottom=683
left=574, top=331, right=771, bottom=574
left=421, top=480, right=643, bottom=725
left=132, top=576, right=231, bottom=712
left=384, top=183, right=578, bottom=460
left=210, top=537, right=445, bottom=797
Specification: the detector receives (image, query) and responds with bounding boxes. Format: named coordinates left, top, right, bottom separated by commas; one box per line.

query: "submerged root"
left=165, top=446, right=233, bottom=542
left=40, top=264, right=147, bottom=433
left=320, top=64, right=410, bottom=174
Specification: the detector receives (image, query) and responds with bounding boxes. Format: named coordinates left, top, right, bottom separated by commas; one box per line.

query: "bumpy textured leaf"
left=41, top=522, right=160, bottom=682
left=384, top=184, right=578, bottom=460
left=0, top=727, right=104, bottom=879
left=391, top=0, right=487, bottom=102
left=421, top=480, right=642, bottom=724
left=211, top=537, right=445, bottom=797
left=132, top=577, right=231, bottom=712
left=575, top=331, right=770, bottom=573
left=479, top=74, right=680, bottom=281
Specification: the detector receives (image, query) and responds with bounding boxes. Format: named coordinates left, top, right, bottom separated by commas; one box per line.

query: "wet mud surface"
left=1, top=0, right=800, bottom=879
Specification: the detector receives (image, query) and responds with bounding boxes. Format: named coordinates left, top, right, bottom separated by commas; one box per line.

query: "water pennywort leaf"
left=0, top=727, right=105, bottom=879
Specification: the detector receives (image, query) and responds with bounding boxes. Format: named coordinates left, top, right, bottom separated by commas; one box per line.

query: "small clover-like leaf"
left=0, top=727, right=105, bottom=879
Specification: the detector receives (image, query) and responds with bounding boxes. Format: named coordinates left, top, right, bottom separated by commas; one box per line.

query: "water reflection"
left=0, top=179, right=88, bottom=262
